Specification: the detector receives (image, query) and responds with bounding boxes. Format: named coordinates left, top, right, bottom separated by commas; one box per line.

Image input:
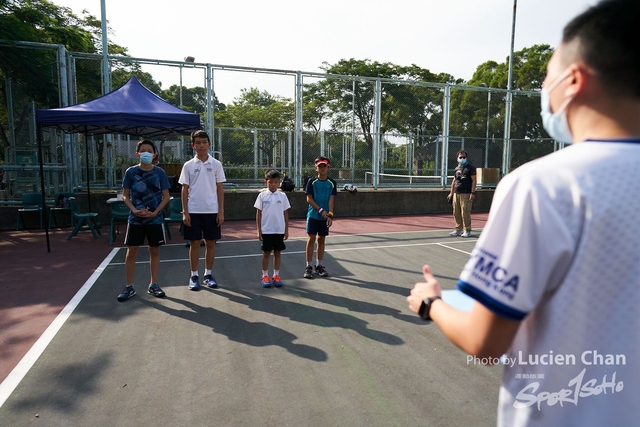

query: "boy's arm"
left=284, top=209, right=289, bottom=240
left=216, top=182, right=224, bottom=226
left=306, top=194, right=329, bottom=220
left=256, top=209, right=262, bottom=240
left=181, top=183, right=191, bottom=227
left=152, top=189, right=170, bottom=217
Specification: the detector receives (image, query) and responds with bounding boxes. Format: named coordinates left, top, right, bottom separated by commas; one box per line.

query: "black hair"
left=563, top=0, right=640, bottom=98
left=456, top=150, right=467, bottom=157
left=136, top=139, right=157, bottom=153
left=264, top=169, right=281, bottom=180
left=190, top=130, right=210, bottom=143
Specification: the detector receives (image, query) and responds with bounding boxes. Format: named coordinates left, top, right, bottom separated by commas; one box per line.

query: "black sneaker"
left=315, top=265, right=328, bottom=277
left=303, top=265, right=313, bottom=279
left=117, top=285, right=136, bottom=302
left=147, top=283, right=166, bottom=298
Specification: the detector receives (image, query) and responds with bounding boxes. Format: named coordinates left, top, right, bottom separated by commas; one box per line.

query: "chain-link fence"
left=1, top=41, right=563, bottom=201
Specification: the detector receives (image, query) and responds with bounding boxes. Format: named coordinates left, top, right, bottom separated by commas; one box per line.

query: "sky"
left=51, top=0, right=596, bottom=103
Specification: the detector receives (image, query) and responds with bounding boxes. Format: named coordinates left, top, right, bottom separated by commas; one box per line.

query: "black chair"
left=16, top=192, right=44, bottom=230
left=164, top=197, right=183, bottom=240
left=48, top=192, right=75, bottom=229
left=67, top=197, right=101, bottom=240
left=109, top=200, right=130, bottom=246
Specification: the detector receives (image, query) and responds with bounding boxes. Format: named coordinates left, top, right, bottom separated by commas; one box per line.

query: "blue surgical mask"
left=540, top=69, right=574, bottom=143
left=139, top=152, right=154, bottom=164
left=458, top=158, right=467, bottom=166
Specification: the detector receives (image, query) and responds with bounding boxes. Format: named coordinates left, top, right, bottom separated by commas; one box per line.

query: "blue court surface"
left=0, top=229, right=501, bottom=427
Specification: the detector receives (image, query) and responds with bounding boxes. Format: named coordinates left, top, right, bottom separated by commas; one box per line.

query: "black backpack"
left=280, top=174, right=295, bottom=192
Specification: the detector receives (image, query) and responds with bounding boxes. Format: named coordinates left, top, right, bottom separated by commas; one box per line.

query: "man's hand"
left=407, top=265, right=442, bottom=314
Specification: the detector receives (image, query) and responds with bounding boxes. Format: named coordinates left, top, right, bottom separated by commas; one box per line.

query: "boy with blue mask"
left=447, top=149, right=476, bottom=238
left=117, top=139, right=171, bottom=302
left=409, top=1, right=640, bottom=425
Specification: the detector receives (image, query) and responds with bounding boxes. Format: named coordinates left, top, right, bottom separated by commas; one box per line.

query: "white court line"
left=0, top=248, right=120, bottom=409
left=109, top=237, right=479, bottom=266
left=436, top=242, right=474, bottom=256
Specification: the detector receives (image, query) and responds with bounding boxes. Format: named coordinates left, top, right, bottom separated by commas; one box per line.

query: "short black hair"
left=456, top=150, right=467, bottom=158
left=265, top=169, right=280, bottom=180
left=136, top=139, right=157, bottom=153
left=191, top=130, right=210, bottom=143
left=563, top=0, right=640, bottom=98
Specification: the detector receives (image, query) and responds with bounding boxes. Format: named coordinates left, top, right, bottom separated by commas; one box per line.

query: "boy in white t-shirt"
left=254, top=170, right=290, bottom=288
left=178, top=130, right=226, bottom=291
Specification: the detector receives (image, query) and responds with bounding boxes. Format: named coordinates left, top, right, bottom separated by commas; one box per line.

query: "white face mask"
left=540, top=69, right=574, bottom=143
left=139, top=152, right=154, bottom=164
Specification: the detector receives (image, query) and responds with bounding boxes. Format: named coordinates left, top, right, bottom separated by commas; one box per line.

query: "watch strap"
left=419, top=296, right=442, bottom=321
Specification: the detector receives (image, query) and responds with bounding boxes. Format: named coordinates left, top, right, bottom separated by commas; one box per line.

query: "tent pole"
left=38, top=125, right=51, bottom=252
left=85, top=129, right=92, bottom=212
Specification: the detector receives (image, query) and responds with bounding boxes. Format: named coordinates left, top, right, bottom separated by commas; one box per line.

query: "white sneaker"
left=461, top=231, right=471, bottom=238
left=450, top=230, right=462, bottom=236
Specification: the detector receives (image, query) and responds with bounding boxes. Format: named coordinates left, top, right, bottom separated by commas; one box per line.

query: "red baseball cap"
left=315, top=159, right=330, bottom=166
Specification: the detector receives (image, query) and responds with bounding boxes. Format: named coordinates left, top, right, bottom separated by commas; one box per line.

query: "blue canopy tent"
left=35, top=75, right=202, bottom=251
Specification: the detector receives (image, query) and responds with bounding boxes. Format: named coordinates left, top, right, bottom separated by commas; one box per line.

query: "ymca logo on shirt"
left=463, top=246, right=519, bottom=300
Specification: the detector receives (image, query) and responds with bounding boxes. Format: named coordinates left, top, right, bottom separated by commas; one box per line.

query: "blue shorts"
left=183, top=213, right=221, bottom=241
left=306, top=218, right=329, bottom=236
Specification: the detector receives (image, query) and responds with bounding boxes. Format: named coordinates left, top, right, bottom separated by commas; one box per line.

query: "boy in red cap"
left=303, top=156, right=337, bottom=278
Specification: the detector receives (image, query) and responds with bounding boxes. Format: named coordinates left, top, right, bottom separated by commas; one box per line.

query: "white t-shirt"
left=178, top=154, right=226, bottom=214
left=254, top=188, right=291, bottom=234
left=457, top=140, right=640, bottom=427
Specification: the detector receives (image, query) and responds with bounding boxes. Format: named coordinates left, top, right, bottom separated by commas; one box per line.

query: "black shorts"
left=125, top=223, right=166, bottom=247
left=306, top=218, right=329, bottom=236
left=183, top=213, right=221, bottom=241
left=261, top=234, right=286, bottom=252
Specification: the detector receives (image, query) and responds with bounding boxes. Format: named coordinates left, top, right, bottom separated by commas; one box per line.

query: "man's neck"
left=139, top=163, right=154, bottom=171
left=196, top=153, right=209, bottom=162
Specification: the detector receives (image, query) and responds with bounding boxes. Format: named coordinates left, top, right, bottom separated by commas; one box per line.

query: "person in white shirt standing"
left=408, top=1, right=640, bottom=425
left=179, top=130, right=226, bottom=290
left=255, top=169, right=291, bottom=288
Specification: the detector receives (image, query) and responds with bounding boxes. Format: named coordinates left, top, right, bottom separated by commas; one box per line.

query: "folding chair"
left=48, top=192, right=75, bottom=229
left=109, top=200, right=131, bottom=246
left=164, top=197, right=183, bottom=240
left=67, top=197, right=101, bottom=240
left=16, top=192, right=44, bottom=230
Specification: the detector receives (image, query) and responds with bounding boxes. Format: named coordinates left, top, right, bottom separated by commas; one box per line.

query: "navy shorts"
left=261, top=234, right=286, bottom=252
left=125, top=223, right=166, bottom=247
left=183, top=213, right=221, bottom=241
left=306, top=218, right=329, bottom=236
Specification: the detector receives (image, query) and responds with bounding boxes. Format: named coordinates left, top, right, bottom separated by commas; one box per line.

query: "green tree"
left=216, top=88, right=294, bottom=167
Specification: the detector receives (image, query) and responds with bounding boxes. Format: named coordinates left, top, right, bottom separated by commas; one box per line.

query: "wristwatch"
left=419, top=296, right=442, bottom=321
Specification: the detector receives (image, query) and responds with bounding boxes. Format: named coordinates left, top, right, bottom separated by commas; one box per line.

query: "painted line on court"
left=109, top=237, right=479, bottom=266
left=436, top=242, right=474, bottom=255
left=0, top=248, right=120, bottom=410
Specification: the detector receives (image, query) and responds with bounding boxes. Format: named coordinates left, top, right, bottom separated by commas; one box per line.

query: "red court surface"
left=0, top=213, right=488, bottom=385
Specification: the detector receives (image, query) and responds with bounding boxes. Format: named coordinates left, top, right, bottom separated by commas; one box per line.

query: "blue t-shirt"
left=305, top=177, right=337, bottom=220
left=122, top=165, right=170, bottom=225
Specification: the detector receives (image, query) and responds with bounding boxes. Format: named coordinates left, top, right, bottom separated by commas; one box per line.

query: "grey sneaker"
left=315, top=265, right=328, bottom=277
left=147, top=283, right=166, bottom=298
left=461, top=231, right=472, bottom=238
left=188, top=275, right=200, bottom=290
left=449, top=230, right=462, bottom=236
left=303, top=265, right=313, bottom=279
left=117, top=285, right=136, bottom=302
left=203, top=274, right=218, bottom=288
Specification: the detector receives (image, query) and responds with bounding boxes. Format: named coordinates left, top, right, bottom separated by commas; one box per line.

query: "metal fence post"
left=372, top=79, right=382, bottom=189
left=441, top=84, right=451, bottom=188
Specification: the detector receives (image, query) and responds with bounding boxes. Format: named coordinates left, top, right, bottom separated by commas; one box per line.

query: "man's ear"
left=564, top=64, right=588, bottom=98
